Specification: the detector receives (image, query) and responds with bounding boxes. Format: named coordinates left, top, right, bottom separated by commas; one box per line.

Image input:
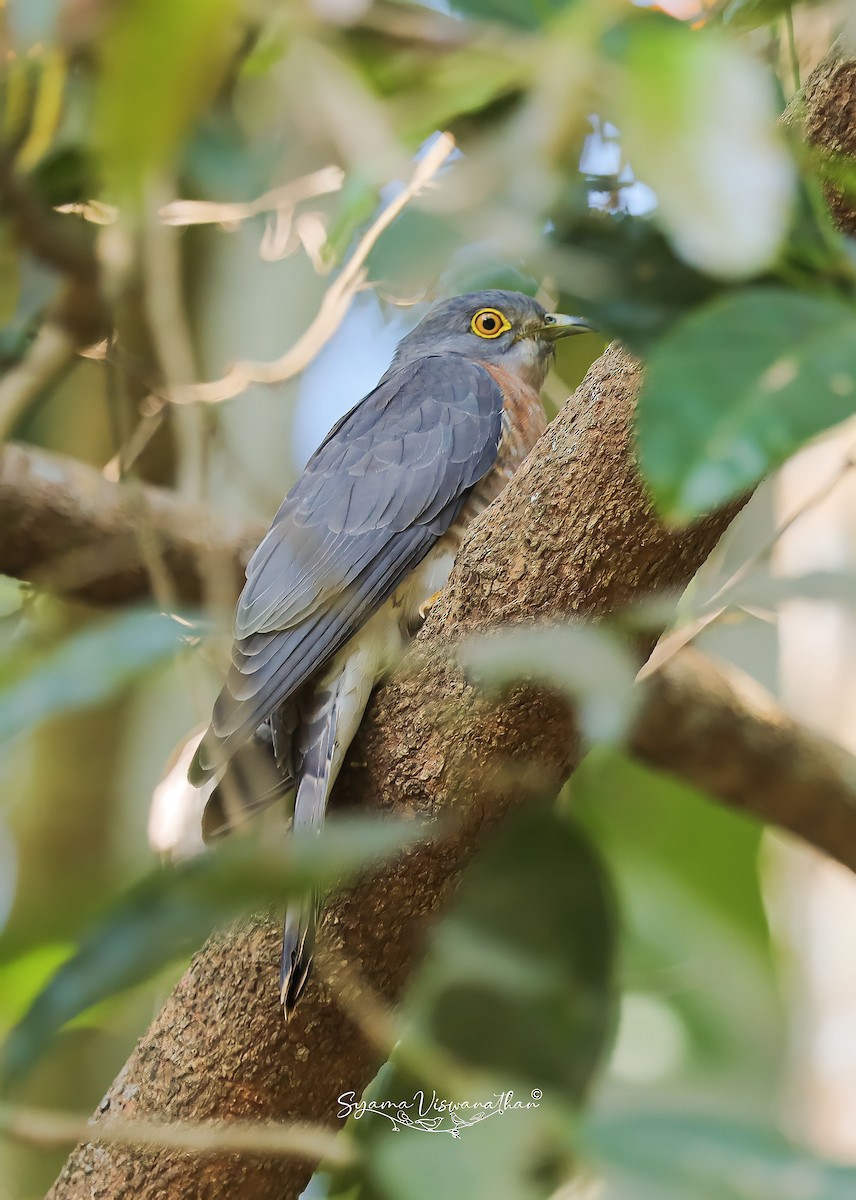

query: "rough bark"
left=800, top=39, right=856, bottom=235
left=0, top=441, right=262, bottom=606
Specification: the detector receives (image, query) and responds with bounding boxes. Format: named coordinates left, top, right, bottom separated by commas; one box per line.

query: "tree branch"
left=633, top=649, right=856, bottom=874
left=800, top=38, right=856, bottom=235
left=32, top=630, right=856, bottom=1197
left=0, top=440, right=262, bottom=605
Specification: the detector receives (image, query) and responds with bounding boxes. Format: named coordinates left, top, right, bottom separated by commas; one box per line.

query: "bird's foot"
left=418, top=590, right=443, bottom=621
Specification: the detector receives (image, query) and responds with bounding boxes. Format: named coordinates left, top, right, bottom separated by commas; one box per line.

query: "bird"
left=186, top=289, right=595, bottom=1017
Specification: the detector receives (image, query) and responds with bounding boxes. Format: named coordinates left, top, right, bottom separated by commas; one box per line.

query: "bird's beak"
left=532, top=313, right=598, bottom=341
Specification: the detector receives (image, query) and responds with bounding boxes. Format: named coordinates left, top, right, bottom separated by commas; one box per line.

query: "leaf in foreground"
left=331, top=806, right=617, bottom=1200
left=0, top=610, right=192, bottom=744
left=585, top=1110, right=856, bottom=1200
left=462, top=623, right=638, bottom=744
left=1, top=817, right=422, bottom=1085
left=408, top=805, right=617, bottom=1104
left=636, top=288, right=856, bottom=522
left=618, top=22, right=794, bottom=279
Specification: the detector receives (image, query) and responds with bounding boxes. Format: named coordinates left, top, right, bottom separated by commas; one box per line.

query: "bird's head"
left=389, top=289, right=596, bottom=390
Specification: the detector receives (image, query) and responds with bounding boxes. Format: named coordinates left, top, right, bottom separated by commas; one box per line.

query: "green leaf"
left=1, top=817, right=423, bottom=1084
left=239, top=28, right=288, bottom=79
left=440, top=248, right=538, bottom=299
left=366, top=209, right=463, bottom=295
left=346, top=28, right=526, bottom=145
left=636, top=288, right=856, bottom=521
left=0, top=944, right=72, bottom=1030
left=717, top=0, right=792, bottom=28
left=372, top=1108, right=559, bottom=1200
left=721, top=569, right=856, bottom=611
left=323, top=177, right=380, bottom=268
left=96, top=0, right=238, bottom=201
left=585, top=1111, right=856, bottom=1200
left=30, top=143, right=96, bottom=208
left=182, top=115, right=277, bottom=204
left=330, top=806, right=614, bottom=1200
left=0, top=255, right=59, bottom=370
left=0, top=611, right=191, bottom=744
left=462, top=624, right=638, bottom=743
left=572, top=750, right=785, bottom=1090
left=0, top=578, right=24, bottom=622
left=617, top=22, right=794, bottom=278
left=405, top=805, right=617, bottom=1104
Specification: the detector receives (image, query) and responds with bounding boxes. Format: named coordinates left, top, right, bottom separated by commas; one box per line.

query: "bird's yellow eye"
left=471, top=308, right=511, bottom=339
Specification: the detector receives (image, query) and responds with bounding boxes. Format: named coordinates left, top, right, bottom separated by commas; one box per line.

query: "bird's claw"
left=418, top=590, right=442, bottom=621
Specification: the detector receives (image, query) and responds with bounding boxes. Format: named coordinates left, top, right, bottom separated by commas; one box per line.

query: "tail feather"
left=280, top=698, right=336, bottom=1017
left=279, top=618, right=390, bottom=1018
left=280, top=887, right=321, bottom=1017
left=153, top=723, right=291, bottom=860
left=200, top=722, right=293, bottom=843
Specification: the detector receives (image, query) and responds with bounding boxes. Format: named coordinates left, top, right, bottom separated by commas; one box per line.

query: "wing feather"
left=191, top=355, right=504, bottom=782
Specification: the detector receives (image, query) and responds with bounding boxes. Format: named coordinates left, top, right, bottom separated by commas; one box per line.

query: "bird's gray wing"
left=190, top=354, right=504, bottom=781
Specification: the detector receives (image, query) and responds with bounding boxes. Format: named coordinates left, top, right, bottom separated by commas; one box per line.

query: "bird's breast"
left=467, top=361, right=547, bottom=514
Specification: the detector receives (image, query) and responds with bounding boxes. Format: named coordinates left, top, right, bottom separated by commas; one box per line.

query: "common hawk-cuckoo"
left=179, top=289, right=594, bottom=1016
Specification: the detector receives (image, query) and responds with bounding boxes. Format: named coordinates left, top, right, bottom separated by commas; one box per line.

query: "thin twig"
left=0, top=322, right=77, bottom=443
left=142, top=177, right=205, bottom=498
left=158, top=166, right=344, bottom=228
left=170, top=133, right=457, bottom=406
left=0, top=1102, right=353, bottom=1166
left=54, top=200, right=118, bottom=225
left=640, top=445, right=856, bottom=682
left=101, top=402, right=165, bottom=482
left=785, top=3, right=801, bottom=97
left=53, top=168, right=345, bottom=231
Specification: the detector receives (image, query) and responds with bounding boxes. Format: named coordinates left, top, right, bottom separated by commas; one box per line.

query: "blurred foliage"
left=399, top=805, right=616, bottom=1104
left=615, top=18, right=795, bottom=280
left=1, top=816, right=425, bottom=1084
left=462, top=623, right=638, bottom=742
left=0, top=609, right=195, bottom=744
left=637, top=287, right=856, bottom=519
left=328, top=804, right=616, bottom=1200
left=585, top=1110, right=856, bottom=1199
left=714, top=0, right=829, bottom=29
left=1, top=0, right=856, bottom=1197
left=96, top=0, right=240, bottom=202
left=572, top=748, right=783, bottom=1094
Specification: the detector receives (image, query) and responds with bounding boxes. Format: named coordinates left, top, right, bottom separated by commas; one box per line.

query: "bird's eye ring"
left=471, top=308, right=511, bottom=339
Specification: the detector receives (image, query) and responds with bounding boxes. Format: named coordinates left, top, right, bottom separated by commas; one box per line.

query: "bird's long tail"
left=280, top=643, right=379, bottom=1019
left=281, top=885, right=322, bottom=1017
left=280, top=694, right=334, bottom=1017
